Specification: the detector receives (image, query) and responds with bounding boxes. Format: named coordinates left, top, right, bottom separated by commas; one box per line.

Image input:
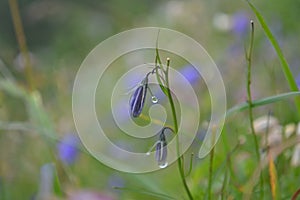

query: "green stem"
left=207, top=146, right=215, bottom=200
left=164, top=58, right=193, bottom=200
left=155, top=34, right=193, bottom=199
left=246, top=21, right=264, bottom=199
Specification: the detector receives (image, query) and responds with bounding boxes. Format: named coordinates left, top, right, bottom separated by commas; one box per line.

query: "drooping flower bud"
left=129, top=77, right=148, bottom=118
left=146, top=127, right=172, bottom=168
left=155, top=131, right=167, bottom=167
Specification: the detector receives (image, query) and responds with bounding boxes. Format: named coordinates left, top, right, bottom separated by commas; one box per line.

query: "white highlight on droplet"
left=151, top=96, right=158, bottom=104
left=159, top=162, right=168, bottom=169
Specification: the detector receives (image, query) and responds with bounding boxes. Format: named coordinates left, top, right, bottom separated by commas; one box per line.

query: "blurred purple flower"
left=68, top=190, right=114, bottom=200
left=180, top=65, right=201, bottom=85
left=232, top=11, right=249, bottom=37
left=108, top=174, right=125, bottom=189
left=296, top=73, right=300, bottom=89
left=114, top=100, right=130, bottom=123
left=124, top=71, right=144, bottom=90
left=57, top=134, right=80, bottom=165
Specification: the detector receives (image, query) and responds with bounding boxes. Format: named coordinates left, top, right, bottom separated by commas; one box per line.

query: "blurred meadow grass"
left=1, top=0, right=300, bottom=199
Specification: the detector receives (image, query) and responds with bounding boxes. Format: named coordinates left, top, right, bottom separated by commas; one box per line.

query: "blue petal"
left=129, top=83, right=147, bottom=118
left=155, top=141, right=167, bottom=163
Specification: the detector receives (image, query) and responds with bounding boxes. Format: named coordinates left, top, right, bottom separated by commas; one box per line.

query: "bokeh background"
left=1, top=0, right=300, bottom=199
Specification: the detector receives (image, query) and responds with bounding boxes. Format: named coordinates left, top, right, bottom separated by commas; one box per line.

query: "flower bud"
left=155, top=132, right=167, bottom=166
left=129, top=78, right=148, bottom=118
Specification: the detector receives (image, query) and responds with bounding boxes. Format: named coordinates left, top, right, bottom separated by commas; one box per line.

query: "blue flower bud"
left=155, top=132, right=167, bottom=165
left=146, top=127, right=172, bottom=168
left=129, top=78, right=148, bottom=118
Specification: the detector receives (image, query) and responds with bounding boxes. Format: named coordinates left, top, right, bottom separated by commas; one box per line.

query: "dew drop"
left=151, top=96, right=158, bottom=104
left=159, top=162, right=168, bottom=169
left=146, top=152, right=150, bottom=156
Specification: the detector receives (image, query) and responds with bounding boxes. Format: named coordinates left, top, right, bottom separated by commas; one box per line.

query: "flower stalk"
left=155, top=53, right=194, bottom=200
left=129, top=38, right=194, bottom=199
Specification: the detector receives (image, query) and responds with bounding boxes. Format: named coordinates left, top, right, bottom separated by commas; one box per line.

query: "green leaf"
left=226, top=91, right=300, bottom=116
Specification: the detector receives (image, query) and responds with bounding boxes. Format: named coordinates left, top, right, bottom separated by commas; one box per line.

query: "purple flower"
left=180, top=65, right=201, bottom=85
left=232, top=11, right=249, bottom=37
left=108, top=174, right=125, bottom=189
left=68, top=190, right=114, bottom=200
left=57, top=134, right=80, bottom=165
left=129, top=77, right=148, bottom=118
left=296, top=73, right=300, bottom=89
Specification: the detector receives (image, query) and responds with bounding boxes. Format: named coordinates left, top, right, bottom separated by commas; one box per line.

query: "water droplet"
left=146, top=152, right=150, bottom=156
left=159, top=162, right=168, bottom=169
left=151, top=96, right=158, bottom=104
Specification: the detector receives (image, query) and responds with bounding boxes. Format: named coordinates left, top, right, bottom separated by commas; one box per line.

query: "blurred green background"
left=1, top=0, right=300, bottom=199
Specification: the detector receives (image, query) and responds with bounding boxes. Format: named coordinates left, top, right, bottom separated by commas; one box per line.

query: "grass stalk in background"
left=8, top=0, right=34, bottom=91
left=245, top=20, right=264, bottom=199
left=207, top=146, right=215, bottom=200
left=246, top=0, right=300, bottom=116
left=207, top=125, right=218, bottom=200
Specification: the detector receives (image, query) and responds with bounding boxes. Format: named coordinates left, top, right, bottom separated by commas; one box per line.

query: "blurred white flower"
left=297, top=122, right=300, bottom=135
left=291, top=144, right=300, bottom=167
left=253, top=115, right=282, bottom=151
left=13, top=52, right=37, bottom=71
left=213, top=11, right=250, bottom=35
left=261, top=125, right=282, bottom=147
left=213, top=13, right=232, bottom=32
left=284, top=123, right=296, bottom=138
left=291, top=122, right=300, bottom=167
left=165, top=1, right=185, bottom=22
left=253, top=115, right=279, bottom=135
